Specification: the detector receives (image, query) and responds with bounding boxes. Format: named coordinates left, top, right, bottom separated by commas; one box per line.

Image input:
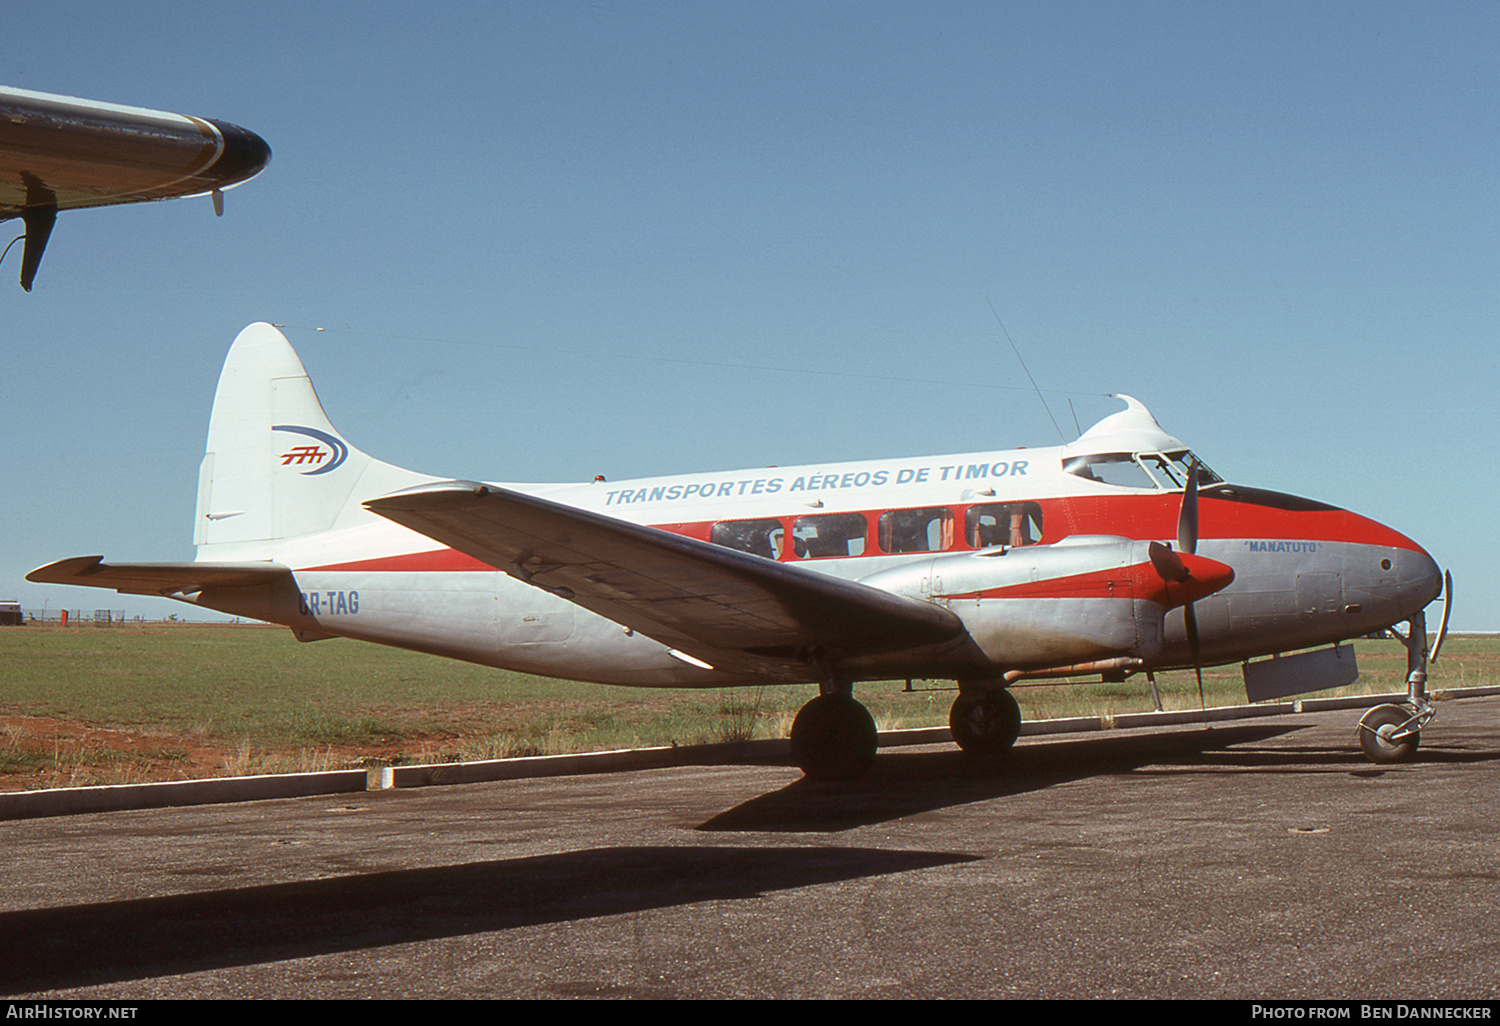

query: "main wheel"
left=789, top=694, right=878, bottom=780
left=949, top=688, right=1022, bottom=756
left=1358, top=704, right=1420, bottom=763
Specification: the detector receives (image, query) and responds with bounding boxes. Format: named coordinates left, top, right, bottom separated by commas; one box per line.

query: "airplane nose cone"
left=1398, top=545, right=1443, bottom=616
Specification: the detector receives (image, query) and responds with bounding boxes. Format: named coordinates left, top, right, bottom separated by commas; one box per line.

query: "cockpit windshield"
left=1064, top=449, right=1223, bottom=491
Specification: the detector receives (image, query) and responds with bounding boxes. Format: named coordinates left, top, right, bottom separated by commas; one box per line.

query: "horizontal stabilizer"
left=27, top=556, right=290, bottom=597
left=365, top=481, right=964, bottom=667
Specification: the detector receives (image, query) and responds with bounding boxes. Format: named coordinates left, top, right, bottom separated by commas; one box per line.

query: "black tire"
left=789, top=694, right=878, bottom=781
left=949, top=688, right=1022, bottom=755
left=1358, top=704, right=1420, bottom=763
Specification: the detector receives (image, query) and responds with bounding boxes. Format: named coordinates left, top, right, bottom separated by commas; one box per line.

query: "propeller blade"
left=1184, top=601, right=1206, bottom=708
left=1176, top=461, right=1199, bottom=556
left=1430, top=570, right=1453, bottom=663
left=1183, top=601, right=1203, bottom=671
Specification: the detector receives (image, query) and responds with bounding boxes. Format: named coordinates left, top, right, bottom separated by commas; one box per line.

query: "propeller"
left=1178, top=462, right=1208, bottom=704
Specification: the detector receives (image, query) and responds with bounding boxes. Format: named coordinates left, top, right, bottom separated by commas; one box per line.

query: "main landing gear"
left=789, top=686, right=878, bottom=781
left=948, top=684, right=1022, bottom=757
left=789, top=680, right=1025, bottom=780
left=1357, top=610, right=1438, bottom=764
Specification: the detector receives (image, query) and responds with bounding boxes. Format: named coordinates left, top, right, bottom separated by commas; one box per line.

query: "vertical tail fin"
left=194, top=323, right=432, bottom=556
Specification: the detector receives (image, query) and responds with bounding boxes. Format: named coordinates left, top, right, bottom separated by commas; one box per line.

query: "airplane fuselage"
left=191, top=439, right=1439, bottom=689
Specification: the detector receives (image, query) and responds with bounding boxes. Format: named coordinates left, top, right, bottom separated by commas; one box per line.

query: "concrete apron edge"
left=3, top=686, right=1496, bottom=821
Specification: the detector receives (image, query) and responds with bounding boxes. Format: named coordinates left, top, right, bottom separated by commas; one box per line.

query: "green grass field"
left=1, top=622, right=1494, bottom=790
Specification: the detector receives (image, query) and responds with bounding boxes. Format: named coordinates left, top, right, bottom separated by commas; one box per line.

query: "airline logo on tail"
left=272, top=425, right=348, bottom=475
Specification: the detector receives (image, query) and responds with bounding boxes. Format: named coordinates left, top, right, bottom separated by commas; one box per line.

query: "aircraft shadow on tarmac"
left=0, top=845, right=979, bottom=995
left=708, top=719, right=1500, bottom=833
left=702, top=723, right=1313, bottom=832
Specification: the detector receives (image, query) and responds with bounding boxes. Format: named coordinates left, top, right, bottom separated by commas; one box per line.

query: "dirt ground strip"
left=0, top=714, right=412, bottom=792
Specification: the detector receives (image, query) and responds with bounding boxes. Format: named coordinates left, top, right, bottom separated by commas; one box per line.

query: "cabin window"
left=791, top=512, right=868, bottom=559
left=965, top=502, right=1043, bottom=548
left=878, top=507, right=955, bottom=553
left=711, top=518, right=785, bottom=560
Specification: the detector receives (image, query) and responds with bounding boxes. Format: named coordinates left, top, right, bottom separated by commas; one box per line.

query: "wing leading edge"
left=365, top=481, right=966, bottom=676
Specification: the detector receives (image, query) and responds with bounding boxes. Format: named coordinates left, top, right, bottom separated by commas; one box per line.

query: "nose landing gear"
left=1357, top=609, right=1438, bottom=764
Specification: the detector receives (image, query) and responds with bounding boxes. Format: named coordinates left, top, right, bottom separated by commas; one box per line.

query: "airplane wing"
left=0, top=86, right=271, bottom=289
left=26, top=556, right=290, bottom=597
left=365, top=481, right=965, bottom=673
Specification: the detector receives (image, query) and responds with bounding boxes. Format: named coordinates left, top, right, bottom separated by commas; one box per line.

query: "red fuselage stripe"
left=945, top=557, right=1233, bottom=608
left=303, top=492, right=1422, bottom=573
left=657, top=493, right=1422, bottom=556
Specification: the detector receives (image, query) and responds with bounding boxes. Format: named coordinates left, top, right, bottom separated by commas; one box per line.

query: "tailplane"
left=194, top=323, right=433, bottom=557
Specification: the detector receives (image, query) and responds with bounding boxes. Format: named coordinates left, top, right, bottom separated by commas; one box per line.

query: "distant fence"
left=3, top=609, right=260, bottom=626
left=9, top=609, right=148, bottom=625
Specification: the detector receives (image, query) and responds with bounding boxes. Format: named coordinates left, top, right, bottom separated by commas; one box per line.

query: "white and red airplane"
left=29, top=323, right=1450, bottom=778
left=0, top=86, right=270, bottom=290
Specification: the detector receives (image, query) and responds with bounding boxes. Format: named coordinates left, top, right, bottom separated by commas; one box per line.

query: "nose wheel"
left=1357, top=703, right=1426, bottom=763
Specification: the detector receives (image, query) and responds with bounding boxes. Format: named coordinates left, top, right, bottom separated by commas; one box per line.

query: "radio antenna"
left=986, top=297, right=1065, bottom=442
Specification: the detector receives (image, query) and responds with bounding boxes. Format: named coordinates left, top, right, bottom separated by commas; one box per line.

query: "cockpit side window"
left=1065, top=450, right=1224, bottom=490
left=1137, top=454, right=1180, bottom=490
left=1063, top=453, right=1157, bottom=489
left=1143, top=451, right=1224, bottom=488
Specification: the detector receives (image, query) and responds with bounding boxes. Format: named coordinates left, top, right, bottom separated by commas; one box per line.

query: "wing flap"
left=27, top=556, right=291, bottom=596
left=364, top=481, right=963, bottom=665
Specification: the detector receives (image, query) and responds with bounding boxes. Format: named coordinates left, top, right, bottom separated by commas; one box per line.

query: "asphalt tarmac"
left=2, top=695, right=1497, bottom=1000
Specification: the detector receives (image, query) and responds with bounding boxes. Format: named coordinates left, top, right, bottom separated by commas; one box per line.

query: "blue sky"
left=3, top=1, right=1496, bottom=631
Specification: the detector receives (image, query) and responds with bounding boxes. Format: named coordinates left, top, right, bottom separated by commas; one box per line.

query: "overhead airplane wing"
left=365, top=481, right=966, bottom=673
left=0, top=86, right=271, bottom=289
left=26, top=556, right=290, bottom=597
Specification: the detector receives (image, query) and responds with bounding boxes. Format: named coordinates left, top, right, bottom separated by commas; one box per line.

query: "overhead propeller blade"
left=1176, top=461, right=1199, bottom=556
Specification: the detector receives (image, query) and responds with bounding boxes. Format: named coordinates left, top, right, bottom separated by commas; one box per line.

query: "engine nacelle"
left=858, top=535, right=1231, bottom=671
